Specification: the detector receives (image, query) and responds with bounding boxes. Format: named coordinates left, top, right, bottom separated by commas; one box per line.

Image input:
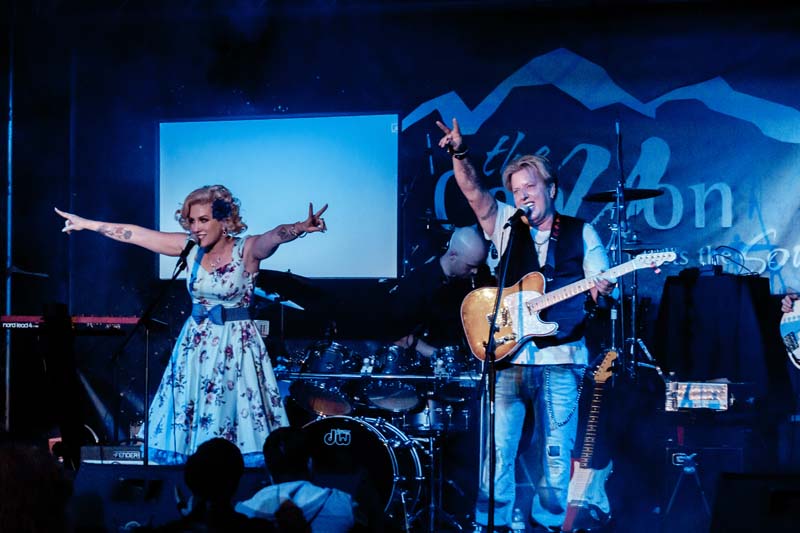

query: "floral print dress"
left=145, top=236, right=287, bottom=466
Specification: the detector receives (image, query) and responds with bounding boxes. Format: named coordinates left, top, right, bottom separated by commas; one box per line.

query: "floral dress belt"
left=191, top=304, right=252, bottom=325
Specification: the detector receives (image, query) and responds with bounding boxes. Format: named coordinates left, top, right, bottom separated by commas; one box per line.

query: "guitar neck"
left=528, top=260, right=639, bottom=312
left=579, top=381, right=605, bottom=467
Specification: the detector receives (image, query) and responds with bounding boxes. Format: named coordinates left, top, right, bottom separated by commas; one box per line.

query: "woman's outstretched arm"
left=55, top=207, right=188, bottom=256
left=243, top=203, right=328, bottom=272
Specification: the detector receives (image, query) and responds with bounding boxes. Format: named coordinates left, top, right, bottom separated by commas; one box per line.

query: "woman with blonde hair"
left=56, top=184, right=328, bottom=465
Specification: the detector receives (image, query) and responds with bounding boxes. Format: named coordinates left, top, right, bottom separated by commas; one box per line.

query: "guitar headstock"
left=633, top=249, right=677, bottom=270
left=593, top=350, right=618, bottom=383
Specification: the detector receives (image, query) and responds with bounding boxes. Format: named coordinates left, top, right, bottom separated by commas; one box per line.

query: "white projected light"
left=158, top=114, right=399, bottom=279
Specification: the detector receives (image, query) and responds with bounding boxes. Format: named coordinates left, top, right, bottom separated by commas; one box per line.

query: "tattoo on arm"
left=98, top=224, right=133, bottom=241
left=276, top=226, right=291, bottom=242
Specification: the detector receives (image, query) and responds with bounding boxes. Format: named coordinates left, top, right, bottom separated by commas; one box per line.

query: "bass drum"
left=303, top=416, right=422, bottom=523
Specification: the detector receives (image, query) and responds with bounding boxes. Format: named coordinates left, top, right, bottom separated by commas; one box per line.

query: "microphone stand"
left=109, top=252, right=190, bottom=467
left=481, top=215, right=523, bottom=532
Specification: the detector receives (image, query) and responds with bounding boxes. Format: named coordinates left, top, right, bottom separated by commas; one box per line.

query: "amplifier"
left=81, top=445, right=144, bottom=465
left=662, top=446, right=743, bottom=533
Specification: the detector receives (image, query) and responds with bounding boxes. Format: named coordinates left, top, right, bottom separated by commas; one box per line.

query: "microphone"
left=175, top=236, right=198, bottom=274
left=503, top=205, right=532, bottom=228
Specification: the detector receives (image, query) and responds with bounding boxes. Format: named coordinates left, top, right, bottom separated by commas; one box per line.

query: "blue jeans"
left=475, top=364, right=585, bottom=528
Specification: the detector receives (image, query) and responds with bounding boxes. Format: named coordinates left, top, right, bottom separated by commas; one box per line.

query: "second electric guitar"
left=781, top=299, right=800, bottom=370
left=461, top=251, right=675, bottom=362
left=561, top=349, right=617, bottom=532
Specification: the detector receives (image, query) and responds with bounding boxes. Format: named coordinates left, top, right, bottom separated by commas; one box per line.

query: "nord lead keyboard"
left=1, top=315, right=140, bottom=331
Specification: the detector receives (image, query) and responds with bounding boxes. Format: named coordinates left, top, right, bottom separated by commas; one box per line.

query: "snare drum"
left=303, top=416, right=423, bottom=520
left=289, top=341, right=358, bottom=416
left=362, top=345, right=423, bottom=413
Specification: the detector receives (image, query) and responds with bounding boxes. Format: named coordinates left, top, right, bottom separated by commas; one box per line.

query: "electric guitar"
left=460, top=250, right=676, bottom=362
left=781, top=300, right=800, bottom=370
left=561, top=349, right=617, bottom=533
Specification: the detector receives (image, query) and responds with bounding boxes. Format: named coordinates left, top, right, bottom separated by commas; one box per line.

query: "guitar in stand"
left=461, top=251, right=675, bottom=361
left=562, top=349, right=617, bottom=533
left=780, top=300, right=800, bottom=370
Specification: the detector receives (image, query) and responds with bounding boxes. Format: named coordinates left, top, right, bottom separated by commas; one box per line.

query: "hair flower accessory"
left=212, top=198, right=233, bottom=220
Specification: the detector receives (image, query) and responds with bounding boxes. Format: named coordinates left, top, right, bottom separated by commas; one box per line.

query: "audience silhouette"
left=236, top=427, right=359, bottom=532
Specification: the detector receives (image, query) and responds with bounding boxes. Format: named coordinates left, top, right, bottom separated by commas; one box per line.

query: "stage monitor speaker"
left=709, top=472, right=800, bottom=532
left=70, top=463, right=267, bottom=531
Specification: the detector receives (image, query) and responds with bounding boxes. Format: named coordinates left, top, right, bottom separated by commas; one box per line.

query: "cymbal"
left=583, top=189, right=664, bottom=203
left=260, top=268, right=310, bottom=282
left=257, top=269, right=324, bottom=303
left=253, top=288, right=305, bottom=311
left=622, top=241, right=662, bottom=253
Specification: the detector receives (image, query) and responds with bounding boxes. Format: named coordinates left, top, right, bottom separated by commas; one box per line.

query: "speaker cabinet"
left=70, top=463, right=266, bottom=531
left=662, top=446, right=743, bottom=533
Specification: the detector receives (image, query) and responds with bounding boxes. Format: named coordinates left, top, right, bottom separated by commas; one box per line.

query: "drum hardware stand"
left=596, top=120, right=664, bottom=381
left=372, top=416, right=423, bottom=533
left=607, top=121, right=629, bottom=377
left=412, top=429, right=464, bottom=532
left=623, top=249, right=658, bottom=381
left=609, top=121, right=666, bottom=380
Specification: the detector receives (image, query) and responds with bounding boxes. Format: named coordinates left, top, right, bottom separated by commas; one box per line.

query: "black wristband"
left=446, top=144, right=469, bottom=160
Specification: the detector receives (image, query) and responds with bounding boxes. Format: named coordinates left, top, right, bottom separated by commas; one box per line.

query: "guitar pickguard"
left=500, top=289, right=558, bottom=339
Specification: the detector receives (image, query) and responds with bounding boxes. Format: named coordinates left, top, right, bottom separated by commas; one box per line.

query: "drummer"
left=390, top=225, right=490, bottom=362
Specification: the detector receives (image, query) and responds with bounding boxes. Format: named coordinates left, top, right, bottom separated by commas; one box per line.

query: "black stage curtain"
left=652, top=271, right=791, bottom=406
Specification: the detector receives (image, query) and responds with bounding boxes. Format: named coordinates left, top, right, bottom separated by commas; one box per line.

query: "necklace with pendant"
left=208, top=246, right=226, bottom=269
left=207, top=236, right=232, bottom=269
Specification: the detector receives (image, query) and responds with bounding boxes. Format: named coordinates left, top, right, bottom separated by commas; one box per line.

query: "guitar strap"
left=543, top=213, right=561, bottom=283
left=502, top=212, right=563, bottom=283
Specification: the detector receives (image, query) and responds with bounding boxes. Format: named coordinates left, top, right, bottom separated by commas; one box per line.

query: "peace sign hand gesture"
left=298, top=203, right=329, bottom=234
left=436, top=117, right=465, bottom=152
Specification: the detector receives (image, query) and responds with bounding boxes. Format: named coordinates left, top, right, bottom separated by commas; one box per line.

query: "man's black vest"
left=500, top=213, right=588, bottom=348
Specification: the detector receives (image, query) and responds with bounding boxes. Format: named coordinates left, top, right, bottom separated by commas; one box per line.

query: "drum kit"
left=278, top=341, right=480, bottom=532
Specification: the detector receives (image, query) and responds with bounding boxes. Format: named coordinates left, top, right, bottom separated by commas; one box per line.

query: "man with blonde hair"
left=437, top=118, right=615, bottom=532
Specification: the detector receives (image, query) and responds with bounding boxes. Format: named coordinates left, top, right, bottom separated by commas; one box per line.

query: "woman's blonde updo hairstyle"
left=176, top=185, right=247, bottom=235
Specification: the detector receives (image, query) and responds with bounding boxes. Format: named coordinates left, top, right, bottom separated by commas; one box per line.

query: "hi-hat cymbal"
left=583, top=189, right=664, bottom=203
